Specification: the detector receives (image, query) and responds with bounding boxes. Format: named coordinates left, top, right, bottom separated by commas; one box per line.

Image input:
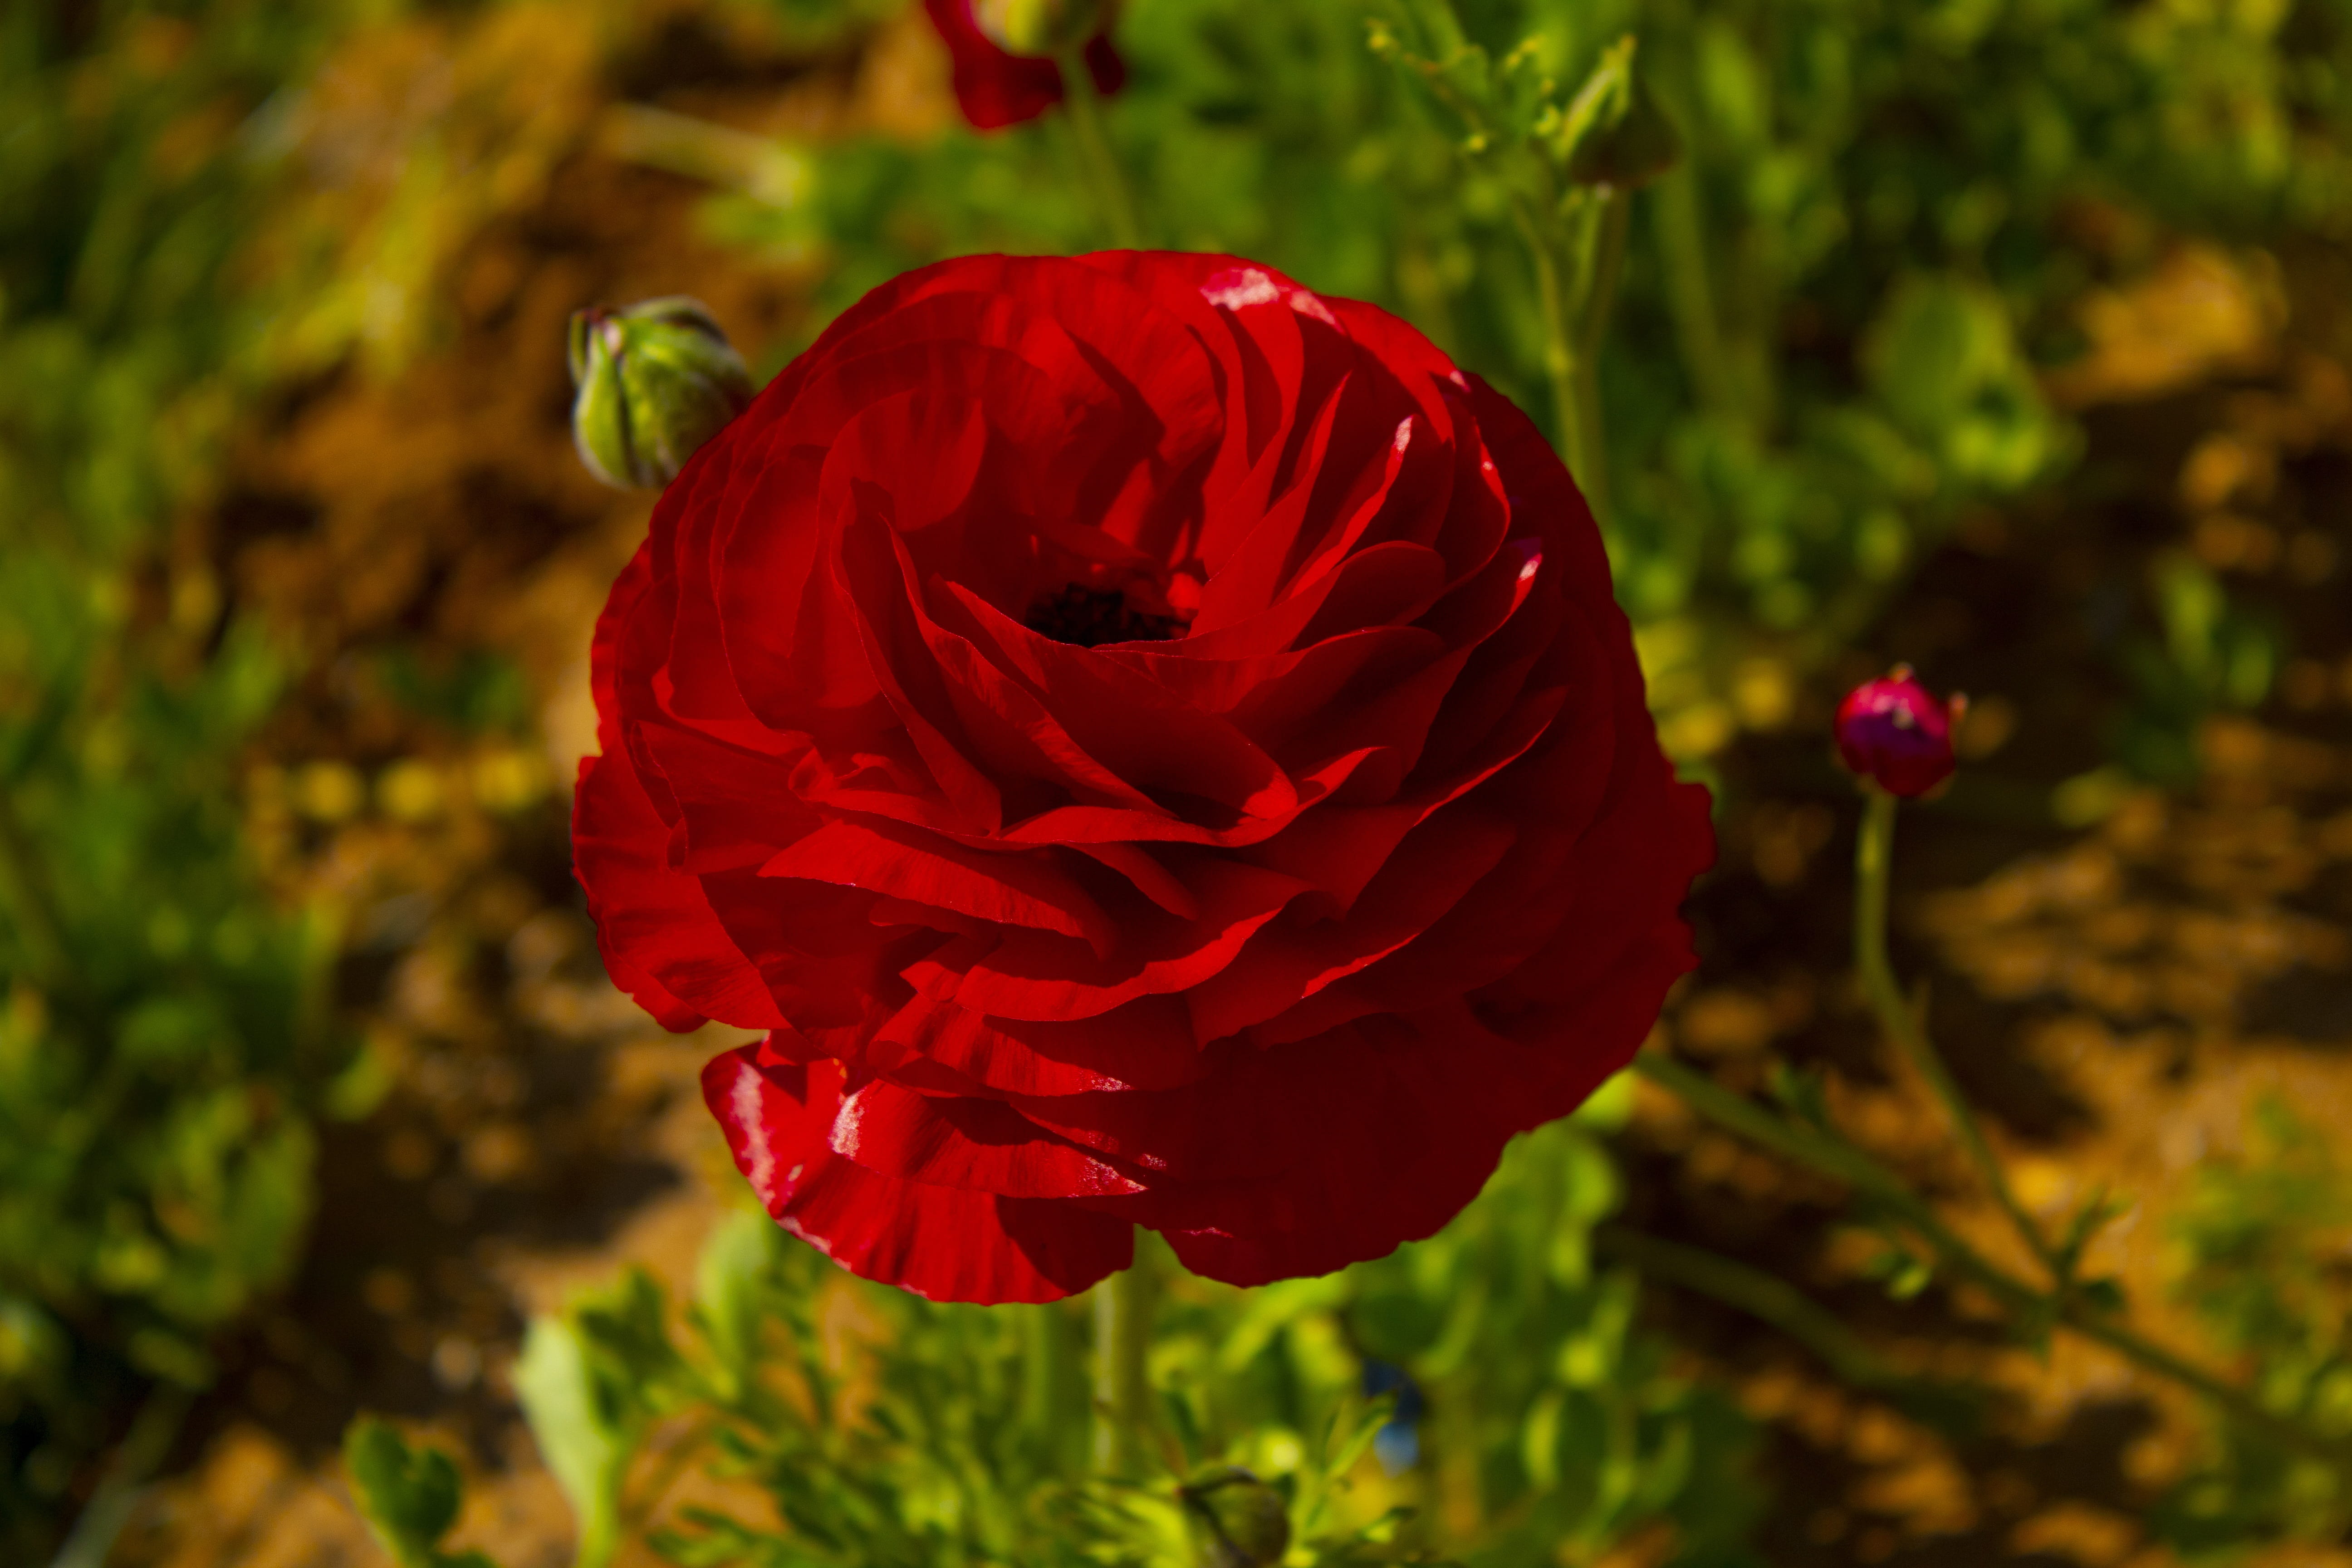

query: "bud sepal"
left=970, top=0, right=1108, bottom=57
left=568, top=297, right=756, bottom=491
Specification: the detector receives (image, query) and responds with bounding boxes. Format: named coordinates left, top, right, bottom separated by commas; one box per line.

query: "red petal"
left=761, top=817, right=1115, bottom=955
left=875, top=995, right=1211, bottom=1095
left=831, top=1078, right=1144, bottom=1197
left=573, top=753, right=785, bottom=1030
left=924, top=861, right=1310, bottom=1022
left=703, top=1048, right=1132, bottom=1302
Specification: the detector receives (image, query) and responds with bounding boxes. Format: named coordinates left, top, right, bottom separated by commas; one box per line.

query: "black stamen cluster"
left=1023, top=584, right=1180, bottom=648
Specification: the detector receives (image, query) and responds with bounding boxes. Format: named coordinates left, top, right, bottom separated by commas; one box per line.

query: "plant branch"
left=1635, top=1050, right=2352, bottom=1472
left=1854, top=788, right=2058, bottom=1278
left=1056, top=49, right=1142, bottom=249
left=1595, top=1225, right=1906, bottom=1393
left=2062, top=1308, right=2352, bottom=1469
left=1513, top=197, right=1586, bottom=492
left=47, top=1383, right=191, bottom=1568
left=1568, top=188, right=1631, bottom=518
left=1649, top=162, right=1734, bottom=422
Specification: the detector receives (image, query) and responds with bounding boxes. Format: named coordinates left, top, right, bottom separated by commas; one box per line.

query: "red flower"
left=573, top=252, right=1713, bottom=1303
left=922, top=0, right=1125, bottom=131
left=1835, top=666, right=1960, bottom=798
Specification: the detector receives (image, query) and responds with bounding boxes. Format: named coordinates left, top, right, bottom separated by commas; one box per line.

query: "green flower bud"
left=1179, top=1467, right=1291, bottom=1568
left=568, top=297, right=755, bottom=490
left=971, top=0, right=1106, bottom=57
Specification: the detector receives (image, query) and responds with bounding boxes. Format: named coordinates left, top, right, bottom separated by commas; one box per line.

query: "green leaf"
left=514, top=1316, right=634, bottom=1568
left=343, top=1417, right=495, bottom=1568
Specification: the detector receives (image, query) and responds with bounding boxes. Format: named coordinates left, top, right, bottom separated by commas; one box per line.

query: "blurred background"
left=12, top=0, right=2352, bottom=1564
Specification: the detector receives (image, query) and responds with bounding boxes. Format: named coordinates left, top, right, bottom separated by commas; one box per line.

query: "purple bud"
left=1835, top=666, right=1962, bottom=798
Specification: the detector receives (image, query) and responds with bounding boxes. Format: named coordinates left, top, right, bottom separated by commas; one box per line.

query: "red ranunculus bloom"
left=922, top=0, right=1125, bottom=131
left=574, top=251, right=1714, bottom=1303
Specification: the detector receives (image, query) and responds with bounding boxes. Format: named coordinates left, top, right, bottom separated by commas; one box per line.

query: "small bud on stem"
left=568, top=298, right=755, bottom=490
left=970, top=0, right=1107, bottom=56
left=1835, top=664, right=1964, bottom=798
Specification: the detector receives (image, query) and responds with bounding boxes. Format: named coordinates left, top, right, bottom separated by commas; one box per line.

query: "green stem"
left=1092, top=1233, right=1155, bottom=1476
left=1023, top=1300, right=1088, bottom=1474
left=1855, top=788, right=2058, bottom=1278
left=2064, top=1309, right=2352, bottom=1469
left=1636, top=1049, right=2352, bottom=1471
left=1595, top=1225, right=1905, bottom=1393
left=1568, top=189, right=1630, bottom=519
left=1650, top=162, right=1734, bottom=421
left=47, top=1384, right=191, bottom=1568
left=1632, top=1052, right=2036, bottom=1316
left=1056, top=47, right=1142, bottom=249
left=1513, top=199, right=1586, bottom=495
left=622, top=1419, right=711, bottom=1540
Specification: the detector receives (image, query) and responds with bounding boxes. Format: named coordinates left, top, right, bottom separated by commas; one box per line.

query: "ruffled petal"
left=573, top=753, right=784, bottom=1031
left=574, top=252, right=1710, bottom=1303
left=703, top=1047, right=1133, bottom=1302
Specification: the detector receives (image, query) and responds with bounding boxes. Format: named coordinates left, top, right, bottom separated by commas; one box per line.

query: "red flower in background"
left=922, top=0, right=1125, bottom=131
left=1835, top=666, right=1961, bottom=798
left=573, top=251, right=1714, bottom=1303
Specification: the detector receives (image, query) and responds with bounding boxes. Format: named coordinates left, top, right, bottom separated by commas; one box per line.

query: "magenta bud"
left=1835, top=665, right=1963, bottom=798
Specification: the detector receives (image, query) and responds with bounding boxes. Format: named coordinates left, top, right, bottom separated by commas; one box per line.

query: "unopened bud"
left=1179, top=1467, right=1290, bottom=1568
left=568, top=298, right=755, bottom=490
left=970, top=0, right=1106, bottom=56
left=1835, top=665, right=1964, bottom=798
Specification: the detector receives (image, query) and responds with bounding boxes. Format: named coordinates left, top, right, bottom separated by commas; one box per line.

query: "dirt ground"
left=95, top=10, right=2352, bottom=1565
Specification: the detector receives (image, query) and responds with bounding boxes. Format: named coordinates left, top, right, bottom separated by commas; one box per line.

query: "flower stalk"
left=1854, top=786, right=2057, bottom=1276
left=1093, top=1232, right=1156, bottom=1475
left=1056, top=46, right=1142, bottom=249
left=1570, top=188, right=1631, bottom=514
left=1515, top=201, right=1588, bottom=507
left=1634, top=784, right=2352, bottom=1476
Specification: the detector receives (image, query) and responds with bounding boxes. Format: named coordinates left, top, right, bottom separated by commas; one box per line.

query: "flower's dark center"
left=1023, top=584, right=1178, bottom=648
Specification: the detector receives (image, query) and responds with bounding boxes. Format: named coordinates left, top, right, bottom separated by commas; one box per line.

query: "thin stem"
left=1568, top=188, right=1631, bottom=520
left=1023, top=1300, right=1088, bottom=1474
left=1596, top=1225, right=1905, bottom=1393
left=623, top=1418, right=712, bottom=1539
left=1056, top=48, right=1142, bottom=249
left=2064, top=1308, right=2352, bottom=1470
left=1633, top=1053, right=2036, bottom=1316
left=1092, top=1232, right=1155, bottom=1476
left=1513, top=198, right=1586, bottom=492
left=0, top=782, right=71, bottom=988
left=1855, top=788, right=2058, bottom=1277
left=47, top=1383, right=191, bottom=1568
left=1637, top=1049, right=2352, bottom=1472
left=1650, top=162, right=1735, bottom=421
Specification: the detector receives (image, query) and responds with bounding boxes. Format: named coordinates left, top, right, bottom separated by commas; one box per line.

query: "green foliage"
left=2106, top=551, right=2281, bottom=786
left=348, top=1081, right=1762, bottom=1568
left=655, top=0, right=2350, bottom=770
left=1329, top=1083, right=1761, bottom=1566
left=2153, top=1099, right=2352, bottom=1556
left=0, top=3, right=375, bottom=1554
left=347, top=1419, right=501, bottom=1568
left=0, top=586, right=352, bottom=1547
